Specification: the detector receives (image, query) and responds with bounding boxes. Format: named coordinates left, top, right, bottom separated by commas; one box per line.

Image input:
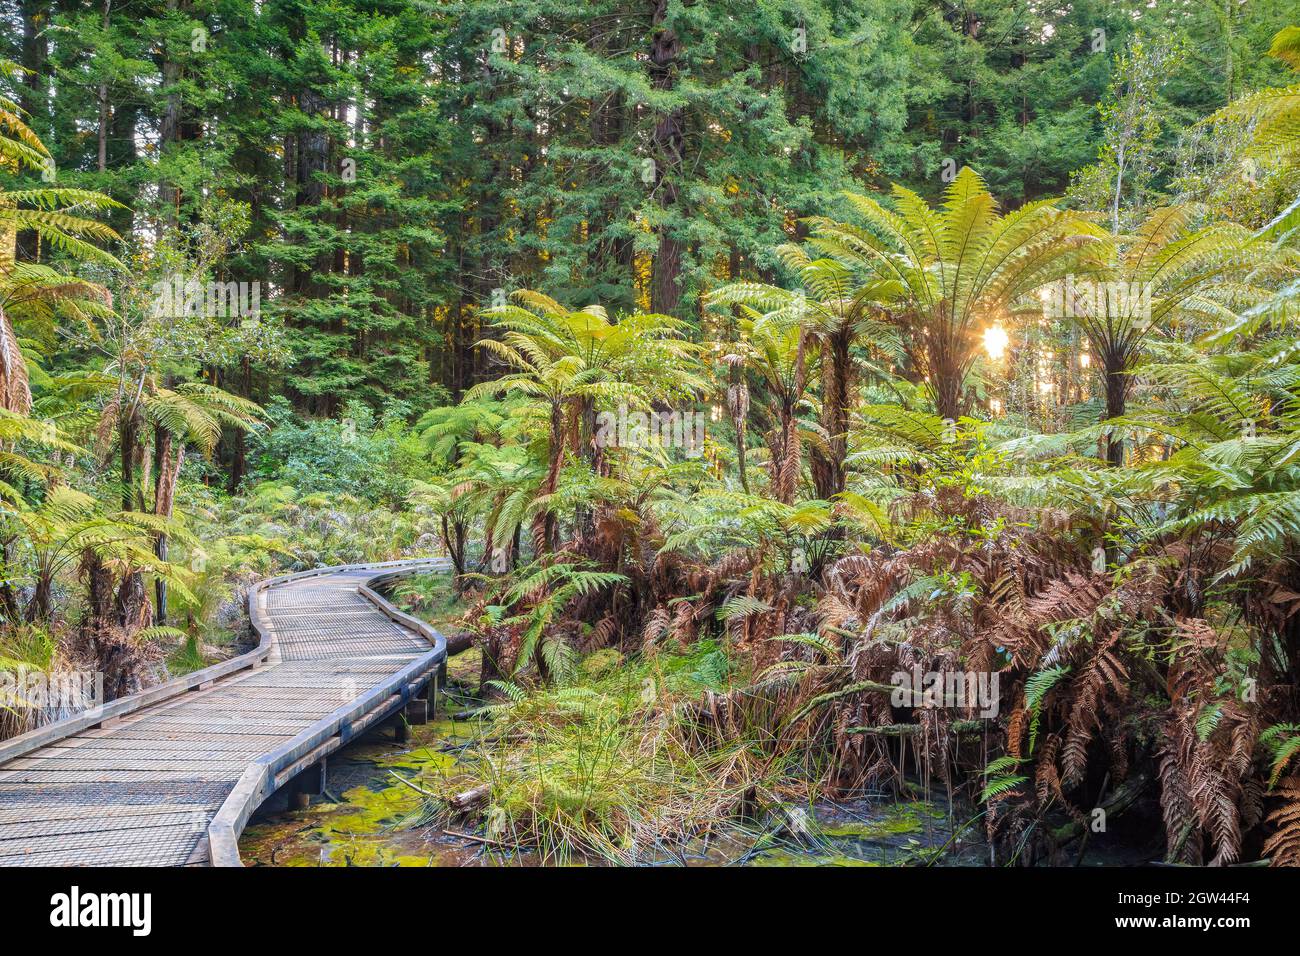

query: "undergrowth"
left=422, top=640, right=823, bottom=864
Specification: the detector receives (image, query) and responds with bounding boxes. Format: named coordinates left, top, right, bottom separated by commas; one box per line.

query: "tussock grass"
left=427, top=641, right=819, bottom=864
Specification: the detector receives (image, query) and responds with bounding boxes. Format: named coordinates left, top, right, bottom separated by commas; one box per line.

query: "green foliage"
left=249, top=397, right=431, bottom=505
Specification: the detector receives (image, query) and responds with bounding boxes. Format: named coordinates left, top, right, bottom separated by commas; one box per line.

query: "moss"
left=818, top=801, right=943, bottom=841
left=749, top=849, right=880, bottom=867
left=240, top=775, right=441, bottom=866
left=446, top=647, right=481, bottom=685
left=238, top=717, right=481, bottom=866
left=579, top=648, right=624, bottom=680
left=317, top=781, right=424, bottom=835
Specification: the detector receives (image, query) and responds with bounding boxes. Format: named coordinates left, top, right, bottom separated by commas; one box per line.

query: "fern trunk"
left=934, top=372, right=964, bottom=422
left=152, top=423, right=183, bottom=624
left=1105, top=354, right=1127, bottom=467
left=812, top=325, right=852, bottom=500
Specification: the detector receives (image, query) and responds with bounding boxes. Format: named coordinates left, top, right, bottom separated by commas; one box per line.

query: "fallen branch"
left=442, top=828, right=511, bottom=848
left=845, top=720, right=987, bottom=737
left=387, top=770, right=435, bottom=797
left=787, top=680, right=897, bottom=726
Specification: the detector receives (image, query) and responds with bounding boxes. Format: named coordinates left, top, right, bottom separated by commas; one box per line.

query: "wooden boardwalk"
left=0, top=560, right=448, bottom=866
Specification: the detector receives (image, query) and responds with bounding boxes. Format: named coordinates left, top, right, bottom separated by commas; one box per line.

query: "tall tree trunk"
left=592, top=87, right=632, bottom=304
left=152, top=424, right=184, bottom=623
left=106, top=95, right=138, bottom=237
left=16, top=0, right=49, bottom=263
left=770, top=403, right=800, bottom=505
left=0, top=222, right=30, bottom=624
left=770, top=332, right=808, bottom=504
left=81, top=549, right=115, bottom=633
left=467, top=43, right=508, bottom=390
left=25, top=570, right=51, bottom=624
left=932, top=343, right=965, bottom=422
left=113, top=407, right=148, bottom=639
left=295, top=85, right=332, bottom=294
left=1223, top=0, right=1234, bottom=103
left=227, top=356, right=250, bottom=492
left=649, top=0, right=684, bottom=315
left=96, top=0, right=113, bottom=172
left=19, top=0, right=49, bottom=132
left=728, top=377, right=750, bottom=495
left=449, top=213, right=468, bottom=400
left=120, top=409, right=143, bottom=511
left=158, top=0, right=187, bottom=228
left=531, top=403, right=565, bottom=554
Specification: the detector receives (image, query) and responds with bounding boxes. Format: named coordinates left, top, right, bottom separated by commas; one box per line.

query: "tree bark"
left=812, top=324, right=853, bottom=500
left=1104, top=354, right=1127, bottom=467
left=158, top=0, right=187, bottom=228
left=120, top=409, right=143, bottom=512
left=932, top=345, right=965, bottom=422
left=152, top=424, right=184, bottom=623
left=531, top=403, right=565, bottom=553
left=16, top=0, right=49, bottom=262
left=25, top=572, right=51, bottom=624
left=649, top=0, right=684, bottom=315
left=19, top=0, right=49, bottom=130
left=96, top=0, right=113, bottom=173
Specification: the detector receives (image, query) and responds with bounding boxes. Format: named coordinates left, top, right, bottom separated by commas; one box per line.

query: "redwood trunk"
left=649, top=0, right=684, bottom=315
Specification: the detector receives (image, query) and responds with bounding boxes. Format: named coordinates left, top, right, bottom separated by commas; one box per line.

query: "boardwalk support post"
left=426, top=664, right=443, bottom=716
left=405, top=698, right=430, bottom=724
left=412, top=663, right=444, bottom=723
left=289, top=759, right=327, bottom=811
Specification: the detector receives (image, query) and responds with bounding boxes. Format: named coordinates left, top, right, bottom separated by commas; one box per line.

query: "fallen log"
left=1049, top=769, right=1153, bottom=848
left=445, top=631, right=474, bottom=656
left=449, top=783, right=489, bottom=814
left=846, top=720, right=987, bottom=737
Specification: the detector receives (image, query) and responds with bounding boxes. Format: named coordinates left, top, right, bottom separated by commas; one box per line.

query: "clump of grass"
left=390, top=573, right=470, bottom=633
left=1, top=625, right=75, bottom=739
left=424, top=640, right=819, bottom=864
left=0, top=624, right=57, bottom=674
left=168, top=634, right=209, bottom=674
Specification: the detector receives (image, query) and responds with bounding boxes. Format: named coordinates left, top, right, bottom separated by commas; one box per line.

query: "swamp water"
left=239, top=717, right=985, bottom=867
left=240, top=642, right=987, bottom=867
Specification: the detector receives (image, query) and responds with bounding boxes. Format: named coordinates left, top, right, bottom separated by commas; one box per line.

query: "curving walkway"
left=0, top=559, right=448, bottom=866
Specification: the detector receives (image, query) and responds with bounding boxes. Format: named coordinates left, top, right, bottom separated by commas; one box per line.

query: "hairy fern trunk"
left=1104, top=353, right=1127, bottom=467
left=812, top=325, right=853, bottom=500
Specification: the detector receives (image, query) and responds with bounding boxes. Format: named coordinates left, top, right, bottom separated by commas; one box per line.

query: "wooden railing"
left=208, top=559, right=450, bottom=865
left=0, top=557, right=451, bottom=867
